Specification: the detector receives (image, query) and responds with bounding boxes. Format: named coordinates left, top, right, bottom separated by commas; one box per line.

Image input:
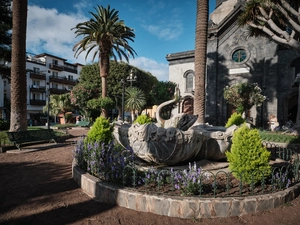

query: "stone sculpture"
left=113, top=86, right=238, bottom=166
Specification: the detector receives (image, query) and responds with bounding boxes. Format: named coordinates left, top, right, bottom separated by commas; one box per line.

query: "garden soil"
left=0, top=128, right=300, bottom=225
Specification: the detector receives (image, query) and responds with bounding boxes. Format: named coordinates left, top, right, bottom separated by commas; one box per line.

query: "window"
left=33, top=67, right=40, bottom=73
left=52, top=59, right=58, bottom=65
left=232, top=49, right=247, bottom=63
left=33, top=80, right=40, bottom=88
left=184, top=71, right=194, bottom=93
left=33, top=93, right=41, bottom=100
left=68, top=75, right=73, bottom=81
left=52, top=72, right=58, bottom=77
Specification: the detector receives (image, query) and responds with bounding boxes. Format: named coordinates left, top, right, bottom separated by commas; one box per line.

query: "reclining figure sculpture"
left=113, top=87, right=237, bottom=166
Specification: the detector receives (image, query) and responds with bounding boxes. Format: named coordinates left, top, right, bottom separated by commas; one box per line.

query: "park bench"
left=76, top=121, right=90, bottom=127
left=6, top=129, right=58, bottom=150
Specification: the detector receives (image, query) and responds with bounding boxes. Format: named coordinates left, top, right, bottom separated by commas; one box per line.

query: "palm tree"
left=193, top=0, right=208, bottom=124
left=125, top=87, right=146, bottom=122
left=9, top=0, right=28, bottom=131
left=72, top=5, right=137, bottom=118
left=43, top=94, right=72, bottom=124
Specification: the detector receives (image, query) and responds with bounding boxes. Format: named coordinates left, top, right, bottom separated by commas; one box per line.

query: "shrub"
left=225, top=112, right=245, bottom=128
left=86, top=116, right=113, bottom=144
left=0, top=119, right=9, bottom=131
left=226, top=124, right=271, bottom=184
left=134, top=114, right=152, bottom=124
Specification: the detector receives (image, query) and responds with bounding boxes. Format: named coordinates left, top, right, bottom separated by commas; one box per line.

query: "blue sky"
left=27, top=0, right=216, bottom=81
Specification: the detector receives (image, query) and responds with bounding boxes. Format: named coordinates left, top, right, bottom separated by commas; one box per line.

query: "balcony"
left=49, top=63, right=64, bottom=71
left=30, top=99, right=46, bottom=106
left=29, top=72, right=46, bottom=80
left=49, top=75, right=78, bottom=85
left=64, top=66, right=77, bottom=74
left=30, top=85, right=46, bottom=93
left=49, top=87, right=69, bottom=95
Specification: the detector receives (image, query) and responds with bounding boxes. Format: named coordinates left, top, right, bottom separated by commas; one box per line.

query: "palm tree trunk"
left=10, top=0, right=28, bottom=131
left=194, top=0, right=208, bottom=124
left=99, top=52, right=110, bottom=118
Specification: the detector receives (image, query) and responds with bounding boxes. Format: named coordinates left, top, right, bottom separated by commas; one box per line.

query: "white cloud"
left=27, top=5, right=89, bottom=63
left=143, top=21, right=183, bottom=40
left=26, top=4, right=170, bottom=81
left=129, top=57, right=169, bottom=81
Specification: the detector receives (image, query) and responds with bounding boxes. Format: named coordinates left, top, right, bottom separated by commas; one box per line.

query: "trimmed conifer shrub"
left=225, top=112, right=245, bottom=128
left=134, top=114, right=152, bottom=124
left=226, top=124, right=271, bottom=184
left=86, top=116, right=113, bottom=144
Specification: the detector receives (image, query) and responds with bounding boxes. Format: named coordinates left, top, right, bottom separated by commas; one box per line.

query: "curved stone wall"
left=72, top=162, right=300, bottom=218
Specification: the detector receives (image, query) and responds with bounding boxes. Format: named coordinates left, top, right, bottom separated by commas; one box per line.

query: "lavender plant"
left=172, top=162, right=210, bottom=195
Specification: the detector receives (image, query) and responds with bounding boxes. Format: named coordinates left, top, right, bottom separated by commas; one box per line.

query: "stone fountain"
left=113, top=86, right=237, bottom=166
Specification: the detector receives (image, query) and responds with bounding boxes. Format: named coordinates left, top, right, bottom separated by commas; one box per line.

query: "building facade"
left=0, top=52, right=83, bottom=125
left=167, top=0, right=300, bottom=128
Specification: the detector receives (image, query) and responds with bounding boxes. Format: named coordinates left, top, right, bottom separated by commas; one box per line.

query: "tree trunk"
left=99, top=52, right=109, bottom=118
left=194, top=0, right=208, bottom=124
left=9, top=0, right=28, bottom=131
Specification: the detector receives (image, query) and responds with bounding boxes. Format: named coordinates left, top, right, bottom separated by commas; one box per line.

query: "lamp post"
left=260, top=86, right=266, bottom=129
left=46, top=81, right=50, bottom=129
left=121, top=69, right=137, bottom=121
left=126, top=69, right=137, bottom=87
left=121, top=79, right=125, bottom=121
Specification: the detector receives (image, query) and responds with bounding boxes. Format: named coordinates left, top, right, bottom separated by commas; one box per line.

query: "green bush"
left=86, top=116, right=113, bottom=144
left=225, top=112, right=245, bottom=128
left=226, top=124, right=271, bottom=184
left=0, top=119, right=9, bottom=131
left=134, top=114, right=152, bottom=124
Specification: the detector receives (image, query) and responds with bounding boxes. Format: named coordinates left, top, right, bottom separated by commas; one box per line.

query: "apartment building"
left=0, top=52, right=83, bottom=125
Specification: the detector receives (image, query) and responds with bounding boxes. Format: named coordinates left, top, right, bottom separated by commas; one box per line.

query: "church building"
left=166, top=0, right=300, bottom=128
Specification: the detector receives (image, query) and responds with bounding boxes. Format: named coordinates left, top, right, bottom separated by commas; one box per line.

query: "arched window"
left=184, top=70, right=194, bottom=93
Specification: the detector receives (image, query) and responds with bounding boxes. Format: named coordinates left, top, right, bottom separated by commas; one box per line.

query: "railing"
left=49, top=63, right=64, bottom=71
left=49, top=75, right=78, bottom=85
left=29, top=72, right=46, bottom=80
left=74, top=139, right=300, bottom=198
left=30, top=99, right=46, bottom=106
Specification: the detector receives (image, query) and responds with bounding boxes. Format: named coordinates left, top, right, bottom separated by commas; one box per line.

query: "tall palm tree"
left=9, top=0, right=28, bottom=131
left=125, top=87, right=146, bottom=122
left=193, top=0, right=208, bottom=124
left=72, top=5, right=137, bottom=118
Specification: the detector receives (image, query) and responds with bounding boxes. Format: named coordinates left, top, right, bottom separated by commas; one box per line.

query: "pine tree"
left=226, top=124, right=271, bottom=184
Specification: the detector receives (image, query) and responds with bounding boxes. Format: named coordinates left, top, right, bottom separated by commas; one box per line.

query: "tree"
left=238, top=0, right=300, bottom=126
left=0, top=0, right=12, bottom=80
left=125, top=87, right=146, bottom=122
left=194, top=0, right=208, bottom=124
left=223, top=83, right=266, bottom=117
left=72, top=5, right=137, bottom=118
left=9, top=0, right=28, bottom=131
left=44, top=94, right=72, bottom=124
left=71, top=62, right=158, bottom=119
left=238, top=0, right=300, bottom=52
left=148, top=81, right=177, bottom=119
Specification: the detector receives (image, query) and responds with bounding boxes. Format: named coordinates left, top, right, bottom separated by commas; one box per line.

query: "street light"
left=121, top=69, right=137, bottom=121
left=46, top=81, right=50, bottom=129
left=126, top=69, right=137, bottom=87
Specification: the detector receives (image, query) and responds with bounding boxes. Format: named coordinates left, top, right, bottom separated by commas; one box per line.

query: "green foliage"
left=87, top=97, right=114, bottom=110
left=0, top=0, right=12, bottom=80
left=0, top=119, right=9, bottom=130
left=225, top=112, right=245, bottom=128
left=134, top=114, right=152, bottom=124
left=226, top=124, right=271, bottom=184
left=224, top=83, right=266, bottom=114
left=125, top=87, right=146, bottom=112
left=86, top=116, right=113, bottom=144
left=149, top=81, right=177, bottom=106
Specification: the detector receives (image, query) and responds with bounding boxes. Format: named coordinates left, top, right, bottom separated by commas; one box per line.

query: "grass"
left=259, top=130, right=300, bottom=143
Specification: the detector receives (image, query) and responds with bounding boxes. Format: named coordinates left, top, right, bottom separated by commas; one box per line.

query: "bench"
left=76, top=121, right=90, bottom=127
left=6, top=129, right=58, bottom=150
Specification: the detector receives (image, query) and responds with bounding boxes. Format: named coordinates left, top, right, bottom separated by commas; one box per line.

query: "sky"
left=27, top=0, right=216, bottom=81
